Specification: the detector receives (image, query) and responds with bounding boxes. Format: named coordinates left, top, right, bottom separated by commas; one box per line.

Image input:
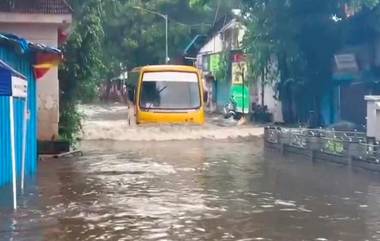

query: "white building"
left=187, top=12, right=283, bottom=122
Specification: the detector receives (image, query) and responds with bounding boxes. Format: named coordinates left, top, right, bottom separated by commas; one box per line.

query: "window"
left=140, top=72, right=201, bottom=110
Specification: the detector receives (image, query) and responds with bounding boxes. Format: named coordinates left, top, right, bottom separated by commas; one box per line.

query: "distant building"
left=185, top=14, right=247, bottom=112
left=0, top=0, right=72, bottom=141
left=328, top=7, right=380, bottom=128
left=184, top=12, right=283, bottom=122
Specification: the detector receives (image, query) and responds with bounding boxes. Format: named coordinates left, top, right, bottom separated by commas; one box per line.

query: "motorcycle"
left=223, top=97, right=242, bottom=120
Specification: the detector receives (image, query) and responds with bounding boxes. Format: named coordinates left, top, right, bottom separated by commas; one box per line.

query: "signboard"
left=0, top=64, right=27, bottom=98
left=334, top=54, right=358, bottom=72
left=232, top=62, right=248, bottom=84
left=11, top=76, right=27, bottom=98
left=232, top=53, right=246, bottom=62
left=333, top=54, right=359, bottom=82
left=231, top=53, right=250, bottom=113
left=209, top=54, right=221, bottom=74
left=231, top=84, right=250, bottom=114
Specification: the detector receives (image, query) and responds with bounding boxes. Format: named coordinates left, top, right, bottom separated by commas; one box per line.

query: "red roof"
left=0, top=0, right=72, bottom=14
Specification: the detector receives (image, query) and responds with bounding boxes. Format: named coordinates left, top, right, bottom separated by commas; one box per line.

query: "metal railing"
left=281, top=128, right=308, bottom=149
left=354, top=143, right=380, bottom=164
left=265, top=127, right=366, bottom=144
left=264, top=126, right=380, bottom=168
left=305, top=128, right=366, bottom=143
left=264, top=127, right=281, bottom=144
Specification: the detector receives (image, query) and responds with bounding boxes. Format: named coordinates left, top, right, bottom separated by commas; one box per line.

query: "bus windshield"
left=140, top=71, right=201, bottom=110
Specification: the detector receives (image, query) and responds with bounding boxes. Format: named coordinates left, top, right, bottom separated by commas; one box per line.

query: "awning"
left=183, top=34, right=207, bottom=58
left=0, top=33, right=62, bottom=80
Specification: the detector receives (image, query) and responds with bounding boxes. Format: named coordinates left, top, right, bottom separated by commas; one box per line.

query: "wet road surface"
left=79, top=104, right=264, bottom=141
left=1, top=138, right=380, bottom=241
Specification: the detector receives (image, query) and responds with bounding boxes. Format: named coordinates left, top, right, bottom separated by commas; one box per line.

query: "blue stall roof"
left=0, top=33, right=61, bottom=56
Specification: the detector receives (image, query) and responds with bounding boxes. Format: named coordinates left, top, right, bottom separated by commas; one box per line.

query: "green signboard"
left=209, top=54, right=221, bottom=74
left=231, top=84, right=250, bottom=114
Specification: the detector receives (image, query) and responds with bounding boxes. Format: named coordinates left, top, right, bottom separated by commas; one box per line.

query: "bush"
left=59, top=101, right=83, bottom=146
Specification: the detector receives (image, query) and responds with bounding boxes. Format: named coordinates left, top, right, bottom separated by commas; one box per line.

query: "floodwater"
left=79, top=104, right=264, bottom=141
left=1, top=139, right=380, bottom=241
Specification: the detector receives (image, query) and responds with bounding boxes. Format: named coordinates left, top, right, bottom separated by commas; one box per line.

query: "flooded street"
left=1, top=139, right=380, bottom=241
left=79, top=104, right=264, bottom=141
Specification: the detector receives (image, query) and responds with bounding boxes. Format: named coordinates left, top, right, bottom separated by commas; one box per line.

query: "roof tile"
left=0, top=0, right=72, bottom=14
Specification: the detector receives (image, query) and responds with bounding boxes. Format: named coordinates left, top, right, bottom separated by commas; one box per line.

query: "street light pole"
left=165, top=14, right=169, bottom=64
left=133, top=6, right=169, bottom=64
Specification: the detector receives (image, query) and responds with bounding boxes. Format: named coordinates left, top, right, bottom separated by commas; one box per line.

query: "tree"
left=101, top=0, right=222, bottom=78
left=59, top=0, right=226, bottom=143
left=59, top=0, right=105, bottom=143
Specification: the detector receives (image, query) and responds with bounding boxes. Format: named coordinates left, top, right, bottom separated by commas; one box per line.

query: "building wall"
left=197, top=22, right=246, bottom=110
left=198, top=34, right=223, bottom=55
left=198, top=23, right=246, bottom=56
left=0, top=23, right=59, bottom=140
left=215, top=79, right=231, bottom=108
left=340, top=82, right=368, bottom=126
left=256, top=82, right=283, bottom=123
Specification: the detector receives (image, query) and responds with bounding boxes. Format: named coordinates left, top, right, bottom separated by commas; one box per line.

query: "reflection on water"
left=1, top=139, right=380, bottom=241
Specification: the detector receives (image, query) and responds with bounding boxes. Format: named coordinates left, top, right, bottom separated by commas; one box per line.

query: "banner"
left=231, top=62, right=248, bottom=84
left=231, top=84, right=250, bottom=114
left=209, top=54, right=221, bottom=75
left=34, top=52, right=61, bottom=80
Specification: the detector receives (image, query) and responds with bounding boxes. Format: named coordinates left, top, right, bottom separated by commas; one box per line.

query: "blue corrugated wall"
left=215, top=79, right=231, bottom=109
left=0, top=46, right=37, bottom=187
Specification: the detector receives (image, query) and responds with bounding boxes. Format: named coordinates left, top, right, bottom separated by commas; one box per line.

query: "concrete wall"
left=198, top=34, right=223, bottom=55
left=198, top=21, right=246, bottom=56
left=256, top=82, right=283, bottom=123
left=0, top=23, right=59, bottom=140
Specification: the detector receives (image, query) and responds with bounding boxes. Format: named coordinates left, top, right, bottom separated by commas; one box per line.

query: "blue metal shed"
left=0, top=58, right=28, bottom=210
left=0, top=49, right=36, bottom=188
left=0, top=33, right=61, bottom=189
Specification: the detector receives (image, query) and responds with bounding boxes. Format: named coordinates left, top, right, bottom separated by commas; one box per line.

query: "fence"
left=264, top=126, right=380, bottom=171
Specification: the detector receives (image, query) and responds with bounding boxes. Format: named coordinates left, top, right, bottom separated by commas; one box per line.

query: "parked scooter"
left=223, top=96, right=242, bottom=120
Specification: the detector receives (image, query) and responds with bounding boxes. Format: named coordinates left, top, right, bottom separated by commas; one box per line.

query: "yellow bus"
left=130, top=65, right=206, bottom=125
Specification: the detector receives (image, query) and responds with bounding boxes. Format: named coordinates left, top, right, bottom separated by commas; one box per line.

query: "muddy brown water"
left=1, top=138, right=380, bottom=241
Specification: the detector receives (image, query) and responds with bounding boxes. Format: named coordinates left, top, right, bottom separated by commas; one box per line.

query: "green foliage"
left=59, top=101, right=83, bottom=145
left=59, top=0, right=105, bottom=143
left=241, top=0, right=380, bottom=123
left=214, top=51, right=229, bottom=81
left=101, top=0, right=223, bottom=78
left=345, top=0, right=380, bottom=10
left=61, top=0, right=105, bottom=103
left=324, top=139, right=345, bottom=155
left=189, top=0, right=208, bottom=8
left=189, top=0, right=242, bottom=14
left=59, top=0, right=229, bottom=144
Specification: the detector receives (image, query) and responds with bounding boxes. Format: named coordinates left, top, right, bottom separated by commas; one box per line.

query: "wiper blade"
left=158, top=86, right=168, bottom=94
